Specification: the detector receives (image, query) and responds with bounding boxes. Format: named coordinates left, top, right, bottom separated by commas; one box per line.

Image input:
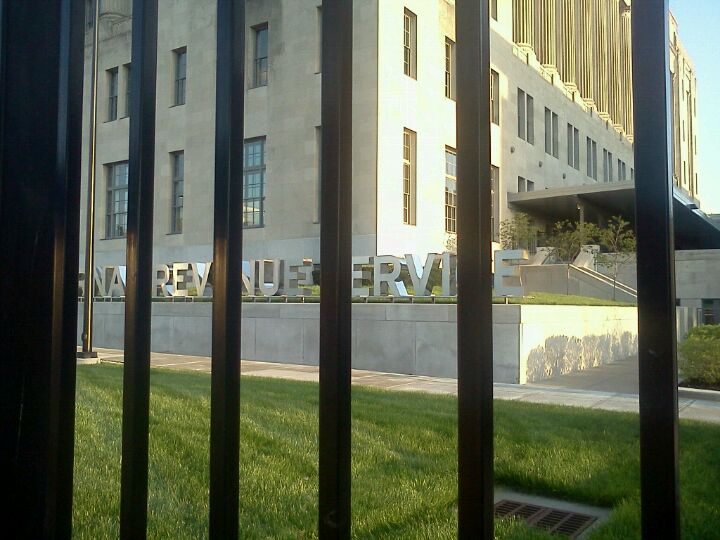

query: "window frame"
left=403, top=9, right=417, bottom=79
left=445, top=146, right=457, bottom=233
left=173, top=47, right=187, bottom=106
left=105, top=161, right=129, bottom=239
left=123, top=63, right=131, bottom=118
left=171, top=151, right=184, bottom=234
left=518, top=88, right=534, bottom=144
left=107, top=67, right=118, bottom=121
left=402, top=128, right=417, bottom=225
left=491, top=165, right=500, bottom=241
left=490, top=70, right=500, bottom=125
left=444, top=37, right=456, bottom=100
left=243, top=137, right=267, bottom=228
left=252, top=24, right=269, bottom=88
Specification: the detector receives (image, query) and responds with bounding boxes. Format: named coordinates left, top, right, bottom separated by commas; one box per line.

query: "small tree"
left=595, top=216, right=636, bottom=300
left=499, top=212, right=537, bottom=250
left=546, top=220, right=600, bottom=263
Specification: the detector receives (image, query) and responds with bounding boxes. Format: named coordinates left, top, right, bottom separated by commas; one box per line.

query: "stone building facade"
left=80, top=0, right=698, bottom=270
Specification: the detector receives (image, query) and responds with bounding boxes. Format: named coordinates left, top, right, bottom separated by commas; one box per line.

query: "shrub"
left=679, top=325, right=720, bottom=385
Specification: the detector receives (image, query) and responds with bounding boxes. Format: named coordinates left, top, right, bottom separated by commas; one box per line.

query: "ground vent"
left=494, top=499, right=597, bottom=538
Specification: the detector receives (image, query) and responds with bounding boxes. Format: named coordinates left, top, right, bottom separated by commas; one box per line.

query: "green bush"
left=679, top=325, right=720, bottom=385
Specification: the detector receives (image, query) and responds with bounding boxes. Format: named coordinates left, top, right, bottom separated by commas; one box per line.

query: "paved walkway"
left=82, top=348, right=720, bottom=425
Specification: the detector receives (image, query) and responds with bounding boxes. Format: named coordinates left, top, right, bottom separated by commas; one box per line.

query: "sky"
left=669, top=0, right=720, bottom=213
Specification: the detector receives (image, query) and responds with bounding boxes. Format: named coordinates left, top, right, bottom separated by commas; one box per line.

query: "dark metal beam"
left=318, top=1, right=353, bottom=538
left=120, top=1, right=158, bottom=537
left=209, top=0, right=245, bottom=537
left=631, top=1, right=681, bottom=538
left=456, top=0, right=494, bottom=537
left=0, top=1, right=84, bottom=537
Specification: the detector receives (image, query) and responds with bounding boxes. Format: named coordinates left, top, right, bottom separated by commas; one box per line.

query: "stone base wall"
left=80, top=302, right=654, bottom=384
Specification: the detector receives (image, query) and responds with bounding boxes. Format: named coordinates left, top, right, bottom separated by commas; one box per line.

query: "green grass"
left=74, top=365, right=717, bottom=539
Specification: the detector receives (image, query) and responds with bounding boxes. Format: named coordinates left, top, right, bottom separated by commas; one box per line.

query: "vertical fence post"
left=631, top=1, right=681, bottom=537
left=120, top=0, right=158, bottom=537
left=456, top=0, right=494, bottom=537
left=319, top=1, right=353, bottom=538
left=209, top=0, right=245, bottom=537
left=0, top=0, right=84, bottom=537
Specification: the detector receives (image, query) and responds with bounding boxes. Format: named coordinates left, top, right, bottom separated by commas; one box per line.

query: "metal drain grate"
left=495, top=499, right=597, bottom=538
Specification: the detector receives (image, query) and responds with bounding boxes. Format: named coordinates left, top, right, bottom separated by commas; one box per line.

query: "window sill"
left=167, top=231, right=182, bottom=236
left=169, top=103, right=186, bottom=109
left=249, top=84, right=268, bottom=91
left=101, top=236, right=126, bottom=241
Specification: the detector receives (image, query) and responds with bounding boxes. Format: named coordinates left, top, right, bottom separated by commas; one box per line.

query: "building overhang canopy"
left=508, top=181, right=720, bottom=250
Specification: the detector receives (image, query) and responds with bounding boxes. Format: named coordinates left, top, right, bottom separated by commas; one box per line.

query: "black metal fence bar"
left=318, top=1, right=353, bottom=538
left=209, top=1, right=245, bottom=537
left=0, top=1, right=84, bottom=537
left=631, top=1, right=681, bottom=537
left=53, top=1, right=86, bottom=536
left=456, top=0, right=494, bottom=537
left=120, top=1, right=158, bottom=537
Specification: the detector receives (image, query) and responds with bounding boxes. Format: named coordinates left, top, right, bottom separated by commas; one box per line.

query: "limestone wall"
left=80, top=302, right=649, bottom=384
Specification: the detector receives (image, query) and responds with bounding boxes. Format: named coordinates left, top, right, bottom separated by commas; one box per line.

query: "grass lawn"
left=74, top=365, right=718, bottom=539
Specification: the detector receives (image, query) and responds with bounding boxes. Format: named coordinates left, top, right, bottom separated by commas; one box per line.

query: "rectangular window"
left=527, top=179, right=535, bottom=192
left=445, top=147, right=457, bottom=233
left=107, top=67, right=118, bottom=121
left=567, top=124, right=580, bottom=169
left=518, top=176, right=526, bottom=192
left=243, top=137, right=266, bottom=228
left=545, top=109, right=552, bottom=155
left=171, top=152, right=184, bottom=233
left=123, top=63, right=131, bottom=117
left=491, top=0, right=498, bottom=21
left=517, top=89, right=525, bottom=139
left=403, top=9, right=417, bottom=79
left=587, top=138, right=592, bottom=177
left=105, top=161, right=128, bottom=238
left=491, top=70, right=500, bottom=125
left=526, top=94, right=534, bottom=144
left=517, top=88, right=533, bottom=143
left=603, top=149, right=614, bottom=182
left=444, top=38, right=456, bottom=100
left=592, top=140, right=598, bottom=179
left=403, top=128, right=417, bottom=225
left=173, top=48, right=187, bottom=106
left=545, top=108, right=558, bottom=157
left=314, top=126, right=321, bottom=223
left=316, top=7, right=322, bottom=73
left=573, top=127, right=580, bottom=169
left=491, top=165, right=500, bottom=241
left=253, top=24, right=269, bottom=87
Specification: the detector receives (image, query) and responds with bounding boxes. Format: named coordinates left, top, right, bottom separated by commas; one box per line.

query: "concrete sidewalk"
left=82, top=348, right=720, bottom=425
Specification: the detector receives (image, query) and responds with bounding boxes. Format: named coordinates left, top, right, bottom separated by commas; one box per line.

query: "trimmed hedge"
left=679, top=325, right=720, bottom=386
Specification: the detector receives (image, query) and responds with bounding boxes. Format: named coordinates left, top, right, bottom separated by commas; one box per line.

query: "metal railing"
left=0, top=1, right=679, bottom=538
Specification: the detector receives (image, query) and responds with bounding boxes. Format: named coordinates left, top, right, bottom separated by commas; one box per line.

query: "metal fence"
left=0, top=0, right=678, bottom=538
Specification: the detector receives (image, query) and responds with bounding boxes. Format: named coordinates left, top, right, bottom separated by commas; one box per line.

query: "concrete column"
left=593, top=0, right=610, bottom=119
left=557, top=0, right=578, bottom=91
left=576, top=0, right=595, bottom=107
left=536, top=0, right=558, bottom=72
left=620, top=1, right=633, bottom=140
left=513, top=0, right=536, bottom=53
left=608, top=0, right=623, bottom=130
